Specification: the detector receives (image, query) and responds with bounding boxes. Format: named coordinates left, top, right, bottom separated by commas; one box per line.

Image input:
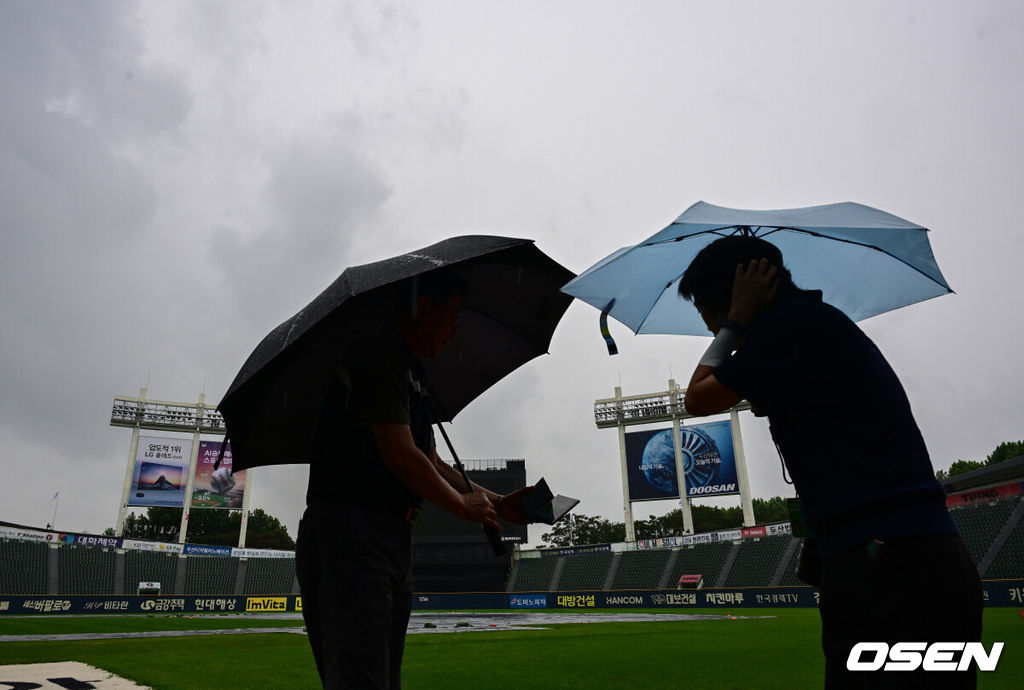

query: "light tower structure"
left=594, top=379, right=755, bottom=542
left=109, top=388, right=252, bottom=546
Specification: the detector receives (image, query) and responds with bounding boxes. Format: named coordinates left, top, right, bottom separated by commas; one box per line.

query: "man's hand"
left=460, top=492, right=502, bottom=531
left=728, top=258, right=780, bottom=328
left=210, top=467, right=236, bottom=494
left=494, top=485, right=536, bottom=525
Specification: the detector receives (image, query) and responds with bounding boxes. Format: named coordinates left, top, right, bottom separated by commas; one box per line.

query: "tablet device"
left=521, top=477, right=580, bottom=525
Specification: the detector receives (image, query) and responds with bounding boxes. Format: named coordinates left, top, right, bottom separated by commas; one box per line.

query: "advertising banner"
left=121, top=539, right=183, bottom=553
left=127, top=435, right=192, bottom=507
left=946, top=482, right=1023, bottom=508
left=0, top=595, right=305, bottom=615
left=625, top=420, right=739, bottom=501
left=0, top=525, right=57, bottom=542
left=232, top=548, right=295, bottom=559
left=190, top=440, right=247, bottom=510
left=183, top=544, right=232, bottom=557
left=509, top=594, right=547, bottom=609
left=56, top=534, right=122, bottom=548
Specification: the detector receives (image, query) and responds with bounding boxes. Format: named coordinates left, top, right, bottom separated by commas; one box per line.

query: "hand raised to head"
left=728, top=258, right=780, bottom=327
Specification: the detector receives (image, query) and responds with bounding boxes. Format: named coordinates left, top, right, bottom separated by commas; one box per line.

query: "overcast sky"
left=2, top=1, right=1022, bottom=548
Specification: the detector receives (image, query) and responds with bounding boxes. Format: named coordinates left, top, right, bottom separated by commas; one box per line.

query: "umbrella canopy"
left=220, top=236, right=575, bottom=471
left=562, top=201, right=952, bottom=337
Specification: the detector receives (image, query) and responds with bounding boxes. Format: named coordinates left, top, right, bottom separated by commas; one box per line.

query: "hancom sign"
left=625, top=420, right=738, bottom=501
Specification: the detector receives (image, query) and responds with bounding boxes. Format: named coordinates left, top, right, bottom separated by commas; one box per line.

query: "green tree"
left=986, top=440, right=1024, bottom=466
left=243, top=508, right=296, bottom=549
left=116, top=506, right=294, bottom=549
left=936, top=459, right=985, bottom=481
left=752, top=496, right=790, bottom=524
left=539, top=497, right=793, bottom=546
left=539, top=514, right=625, bottom=547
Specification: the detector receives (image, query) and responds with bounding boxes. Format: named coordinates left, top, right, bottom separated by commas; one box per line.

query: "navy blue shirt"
left=714, top=290, right=955, bottom=557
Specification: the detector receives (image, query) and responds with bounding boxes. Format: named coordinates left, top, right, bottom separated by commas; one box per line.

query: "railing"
left=110, top=397, right=225, bottom=433
left=594, top=387, right=750, bottom=428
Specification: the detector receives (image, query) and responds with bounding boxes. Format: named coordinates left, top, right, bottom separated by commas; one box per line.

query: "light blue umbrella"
left=562, top=201, right=953, bottom=342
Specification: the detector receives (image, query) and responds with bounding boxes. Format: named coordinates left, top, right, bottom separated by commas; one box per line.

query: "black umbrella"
left=218, top=235, right=575, bottom=473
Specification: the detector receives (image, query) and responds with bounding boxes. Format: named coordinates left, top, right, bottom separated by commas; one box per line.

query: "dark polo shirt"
left=306, top=329, right=434, bottom=514
left=714, top=290, right=955, bottom=557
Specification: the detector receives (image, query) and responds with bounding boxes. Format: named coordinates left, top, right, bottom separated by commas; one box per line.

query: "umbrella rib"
left=643, top=226, right=949, bottom=292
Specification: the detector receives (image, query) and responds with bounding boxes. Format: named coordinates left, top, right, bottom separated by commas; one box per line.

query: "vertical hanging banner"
left=190, top=440, right=246, bottom=510
left=625, top=420, right=739, bottom=501
left=127, top=435, right=192, bottom=507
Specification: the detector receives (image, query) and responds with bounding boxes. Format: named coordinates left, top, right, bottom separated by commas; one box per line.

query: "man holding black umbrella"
left=678, top=236, right=982, bottom=689
left=296, top=271, right=533, bottom=689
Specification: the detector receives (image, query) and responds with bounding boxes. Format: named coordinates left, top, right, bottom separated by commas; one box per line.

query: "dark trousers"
left=296, top=503, right=414, bottom=689
left=819, top=533, right=983, bottom=690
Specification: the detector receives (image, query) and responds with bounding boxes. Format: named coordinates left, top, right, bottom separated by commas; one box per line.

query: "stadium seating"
left=57, top=545, right=118, bottom=595
left=982, top=498, right=1024, bottom=579
left=124, top=550, right=179, bottom=594
left=724, top=535, right=792, bottom=587
left=666, top=541, right=733, bottom=587
left=775, top=539, right=806, bottom=587
left=242, top=557, right=297, bottom=595
left=3, top=496, right=1022, bottom=599
left=0, top=539, right=49, bottom=594
left=555, top=551, right=613, bottom=591
left=183, top=556, right=240, bottom=595
left=950, top=499, right=1018, bottom=565
left=610, top=548, right=672, bottom=590
left=510, top=555, right=559, bottom=591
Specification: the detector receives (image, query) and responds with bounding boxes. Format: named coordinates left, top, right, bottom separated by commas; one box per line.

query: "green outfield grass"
left=1, top=609, right=1020, bottom=689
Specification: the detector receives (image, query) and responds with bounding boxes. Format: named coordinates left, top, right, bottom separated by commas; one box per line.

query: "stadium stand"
left=775, top=539, right=806, bottom=587
left=125, top=550, right=179, bottom=594
left=610, top=548, right=672, bottom=590
left=242, top=556, right=297, bottom=594
left=725, top=535, right=792, bottom=587
left=949, top=498, right=1019, bottom=565
left=4, top=491, right=1022, bottom=600
left=666, top=541, right=733, bottom=587
left=57, top=545, right=118, bottom=595
left=0, top=539, right=49, bottom=594
left=183, top=555, right=241, bottom=595
left=555, top=550, right=613, bottom=591
left=509, top=555, right=559, bottom=591
left=982, top=497, right=1024, bottom=579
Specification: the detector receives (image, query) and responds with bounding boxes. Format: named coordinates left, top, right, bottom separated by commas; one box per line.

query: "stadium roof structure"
left=941, top=454, right=1024, bottom=494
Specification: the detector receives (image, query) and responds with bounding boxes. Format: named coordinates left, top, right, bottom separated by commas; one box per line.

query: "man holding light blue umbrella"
left=563, top=202, right=982, bottom=688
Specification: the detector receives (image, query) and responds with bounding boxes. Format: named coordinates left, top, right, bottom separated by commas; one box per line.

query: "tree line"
left=105, top=507, right=295, bottom=550
left=935, top=440, right=1024, bottom=481
left=540, top=496, right=790, bottom=548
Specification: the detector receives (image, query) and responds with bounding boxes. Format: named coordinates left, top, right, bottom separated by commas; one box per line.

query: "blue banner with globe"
left=625, top=420, right=738, bottom=501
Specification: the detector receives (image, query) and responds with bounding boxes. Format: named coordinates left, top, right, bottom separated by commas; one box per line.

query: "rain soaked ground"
left=0, top=611, right=772, bottom=642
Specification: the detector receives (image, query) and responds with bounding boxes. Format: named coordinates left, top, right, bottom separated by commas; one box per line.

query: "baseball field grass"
left=1, top=608, right=1020, bottom=688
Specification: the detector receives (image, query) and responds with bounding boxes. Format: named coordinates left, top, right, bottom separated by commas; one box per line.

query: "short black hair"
left=677, top=235, right=796, bottom=310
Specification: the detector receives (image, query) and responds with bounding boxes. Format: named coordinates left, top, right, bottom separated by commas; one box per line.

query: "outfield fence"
left=3, top=579, right=1023, bottom=615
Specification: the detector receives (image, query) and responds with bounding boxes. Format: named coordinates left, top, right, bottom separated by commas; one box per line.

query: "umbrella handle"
left=432, top=419, right=507, bottom=557
left=213, top=436, right=230, bottom=471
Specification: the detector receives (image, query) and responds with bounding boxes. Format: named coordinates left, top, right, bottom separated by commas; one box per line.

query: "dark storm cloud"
left=0, top=2, right=191, bottom=448
left=211, top=114, right=394, bottom=332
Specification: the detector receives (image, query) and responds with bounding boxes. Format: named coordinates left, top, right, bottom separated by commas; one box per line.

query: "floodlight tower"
left=594, top=379, right=755, bottom=542
left=109, top=388, right=252, bottom=546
